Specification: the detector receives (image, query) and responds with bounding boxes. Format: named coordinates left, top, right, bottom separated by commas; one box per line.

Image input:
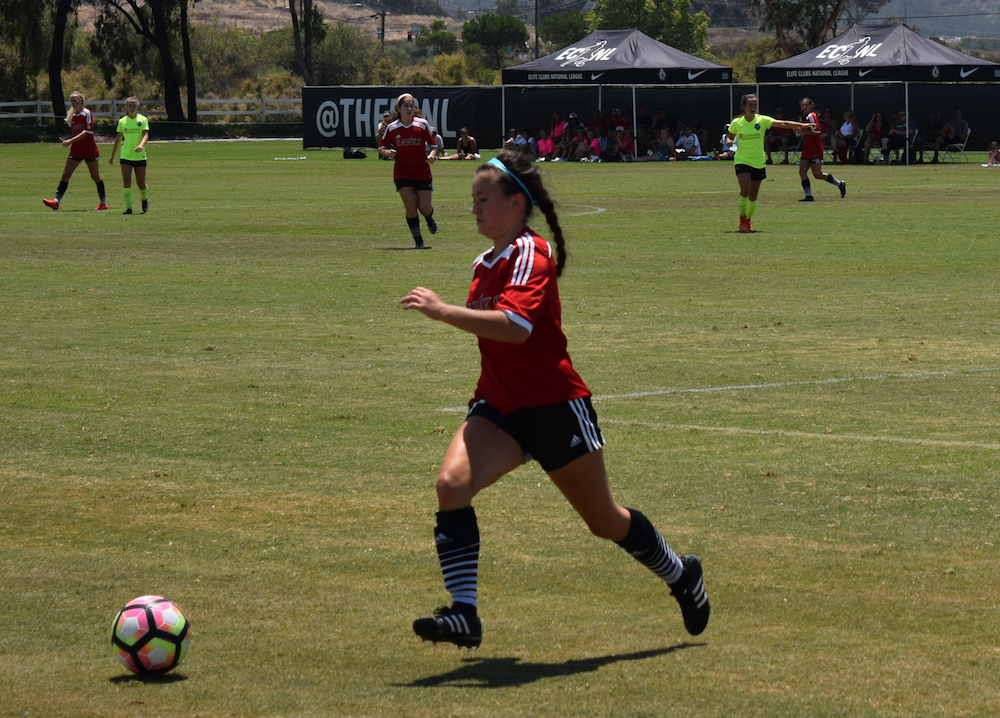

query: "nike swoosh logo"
left=960, top=67, right=978, bottom=78
left=687, top=70, right=707, bottom=80
left=858, top=69, right=873, bottom=77
left=591, top=73, right=604, bottom=80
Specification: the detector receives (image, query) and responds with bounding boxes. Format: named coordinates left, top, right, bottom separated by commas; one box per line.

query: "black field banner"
left=303, top=87, right=500, bottom=149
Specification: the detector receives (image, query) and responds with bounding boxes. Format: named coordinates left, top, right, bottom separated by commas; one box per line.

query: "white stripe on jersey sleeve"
left=501, top=309, right=533, bottom=335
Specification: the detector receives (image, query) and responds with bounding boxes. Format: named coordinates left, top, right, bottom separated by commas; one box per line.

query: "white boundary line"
left=561, top=203, right=607, bottom=217
left=441, top=367, right=1000, bottom=413
left=600, top=420, right=1000, bottom=451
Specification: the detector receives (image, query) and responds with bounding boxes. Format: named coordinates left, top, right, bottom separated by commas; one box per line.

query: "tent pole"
left=502, top=86, right=507, bottom=149
left=632, top=86, right=637, bottom=139
left=905, top=81, right=910, bottom=165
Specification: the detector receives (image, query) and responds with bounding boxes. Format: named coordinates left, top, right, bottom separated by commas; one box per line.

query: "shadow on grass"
left=108, top=672, right=189, bottom=685
left=401, top=643, right=704, bottom=688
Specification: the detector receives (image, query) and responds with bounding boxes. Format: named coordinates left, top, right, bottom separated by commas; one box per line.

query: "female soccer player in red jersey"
left=379, top=93, right=438, bottom=249
left=796, top=97, right=846, bottom=202
left=400, top=150, right=710, bottom=649
left=43, top=91, right=109, bottom=211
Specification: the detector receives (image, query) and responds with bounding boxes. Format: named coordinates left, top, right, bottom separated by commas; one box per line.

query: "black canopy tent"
left=502, top=30, right=733, bottom=145
left=756, top=24, right=1000, bottom=159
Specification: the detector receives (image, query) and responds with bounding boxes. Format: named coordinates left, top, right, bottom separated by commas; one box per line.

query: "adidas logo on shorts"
left=569, top=435, right=582, bottom=448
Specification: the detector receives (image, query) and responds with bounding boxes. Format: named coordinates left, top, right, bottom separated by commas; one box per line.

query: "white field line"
left=441, top=367, right=1000, bottom=413
left=600, top=420, right=1000, bottom=451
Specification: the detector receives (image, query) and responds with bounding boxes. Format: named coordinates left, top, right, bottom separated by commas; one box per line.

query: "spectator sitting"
left=611, top=126, right=634, bottom=162
left=714, top=125, right=737, bottom=160
left=862, top=111, right=888, bottom=163
left=536, top=128, right=555, bottom=161
left=633, top=104, right=652, bottom=155
left=504, top=127, right=526, bottom=150
left=939, top=107, right=970, bottom=149
left=520, top=128, right=537, bottom=159
left=674, top=125, right=702, bottom=160
left=427, top=126, right=445, bottom=157
left=831, top=109, right=860, bottom=164
left=609, top=108, right=631, bottom=133
left=589, top=109, right=608, bottom=136
left=651, top=107, right=671, bottom=136
left=551, top=111, right=569, bottom=154
left=914, top=110, right=944, bottom=163
left=765, top=107, right=792, bottom=164
left=881, top=109, right=915, bottom=163
left=635, top=127, right=677, bottom=162
left=985, top=140, right=1000, bottom=166
left=553, top=126, right=589, bottom=162
left=820, top=106, right=836, bottom=148
left=440, top=126, right=480, bottom=160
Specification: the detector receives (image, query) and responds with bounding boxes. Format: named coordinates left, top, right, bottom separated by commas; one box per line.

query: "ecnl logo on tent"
left=557, top=41, right=619, bottom=68
left=815, top=36, right=882, bottom=66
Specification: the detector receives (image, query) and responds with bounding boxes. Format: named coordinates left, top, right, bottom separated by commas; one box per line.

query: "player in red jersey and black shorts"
left=43, top=91, right=109, bottom=211
left=400, top=149, right=710, bottom=649
left=796, top=97, right=846, bottom=203
left=379, top=93, right=438, bottom=249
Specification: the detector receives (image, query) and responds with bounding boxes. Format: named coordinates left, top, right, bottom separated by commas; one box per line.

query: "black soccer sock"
left=825, top=173, right=840, bottom=186
left=435, top=506, right=480, bottom=614
left=801, top=179, right=813, bottom=197
left=616, top=508, right=683, bottom=585
left=96, top=180, right=107, bottom=204
left=406, top=215, right=422, bottom=242
left=55, top=181, right=69, bottom=202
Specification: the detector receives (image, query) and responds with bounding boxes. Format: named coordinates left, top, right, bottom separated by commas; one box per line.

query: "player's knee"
left=435, top=466, right=471, bottom=502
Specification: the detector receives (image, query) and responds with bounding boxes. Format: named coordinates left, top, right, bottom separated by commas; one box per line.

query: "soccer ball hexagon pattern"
left=111, top=595, right=191, bottom=674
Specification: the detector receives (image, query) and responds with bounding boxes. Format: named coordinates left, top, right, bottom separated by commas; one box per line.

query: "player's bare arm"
left=401, top=286, right=529, bottom=344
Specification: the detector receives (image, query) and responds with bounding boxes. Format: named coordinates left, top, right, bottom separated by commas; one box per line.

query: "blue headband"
left=487, top=157, right=538, bottom=205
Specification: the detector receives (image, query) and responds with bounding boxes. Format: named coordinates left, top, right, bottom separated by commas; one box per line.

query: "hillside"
left=869, top=0, right=1000, bottom=40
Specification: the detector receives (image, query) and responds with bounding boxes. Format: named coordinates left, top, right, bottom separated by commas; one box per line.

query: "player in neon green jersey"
left=726, top=94, right=810, bottom=233
left=109, top=97, right=150, bottom=215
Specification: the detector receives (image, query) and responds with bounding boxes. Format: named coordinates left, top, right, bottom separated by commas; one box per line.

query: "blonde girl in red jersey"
left=43, top=91, right=108, bottom=211
left=400, top=149, right=710, bottom=649
left=379, top=93, right=438, bottom=249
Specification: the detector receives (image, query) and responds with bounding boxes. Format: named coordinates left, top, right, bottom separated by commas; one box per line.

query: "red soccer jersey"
left=69, top=108, right=99, bottom=159
left=467, top=230, right=590, bottom=414
left=800, top=111, right=824, bottom=160
left=380, top=116, right=435, bottom=182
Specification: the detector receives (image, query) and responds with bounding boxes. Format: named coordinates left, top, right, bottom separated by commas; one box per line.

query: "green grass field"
left=1, top=140, right=998, bottom=717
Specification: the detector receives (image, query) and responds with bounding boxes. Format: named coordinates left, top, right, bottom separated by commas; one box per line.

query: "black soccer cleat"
left=426, top=215, right=437, bottom=234
left=799, top=196, right=815, bottom=202
left=123, top=208, right=133, bottom=215
left=670, top=555, right=710, bottom=636
left=839, top=180, right=847, bottom=198
left=413, top=606, right=482, bottom=648
left=142, top=200, right=149, bottom=214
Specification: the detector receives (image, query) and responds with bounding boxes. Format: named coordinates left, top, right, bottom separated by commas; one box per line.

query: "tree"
left=538, top=13, right=588, bottom=49
left=588, top=0, right=710, bottom=55
left=94, top=0, right=189, bottom=120
left=288, top=0, right=320, bottom=85
left=1, top=0, right=48, bottom=100
left=48, top=0, right=79, bottom=121
left=416, top=20, right=459, bottom=55
left=748, top=0, right=889, bottom=57
left=462, top=14, right=529, bottom=70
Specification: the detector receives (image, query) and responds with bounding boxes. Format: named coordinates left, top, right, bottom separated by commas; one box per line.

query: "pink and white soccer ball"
left=111, top=595, right=192, bottom=673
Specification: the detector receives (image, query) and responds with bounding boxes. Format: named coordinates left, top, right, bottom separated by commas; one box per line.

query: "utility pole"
left=372, top=9, right=388, bottom=52
left=534, top=0, right=539, bottom=58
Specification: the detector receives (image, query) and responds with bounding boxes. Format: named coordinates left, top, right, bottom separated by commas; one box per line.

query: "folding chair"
left=942, top=128, right=971, bottom=163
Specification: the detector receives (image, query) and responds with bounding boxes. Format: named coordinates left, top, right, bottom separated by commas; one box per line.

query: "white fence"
left=0, top=98, right=303, bottom=124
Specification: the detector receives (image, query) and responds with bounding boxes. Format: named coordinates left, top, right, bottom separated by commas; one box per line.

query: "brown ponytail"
left=478, top=149, right=567, bottom=276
